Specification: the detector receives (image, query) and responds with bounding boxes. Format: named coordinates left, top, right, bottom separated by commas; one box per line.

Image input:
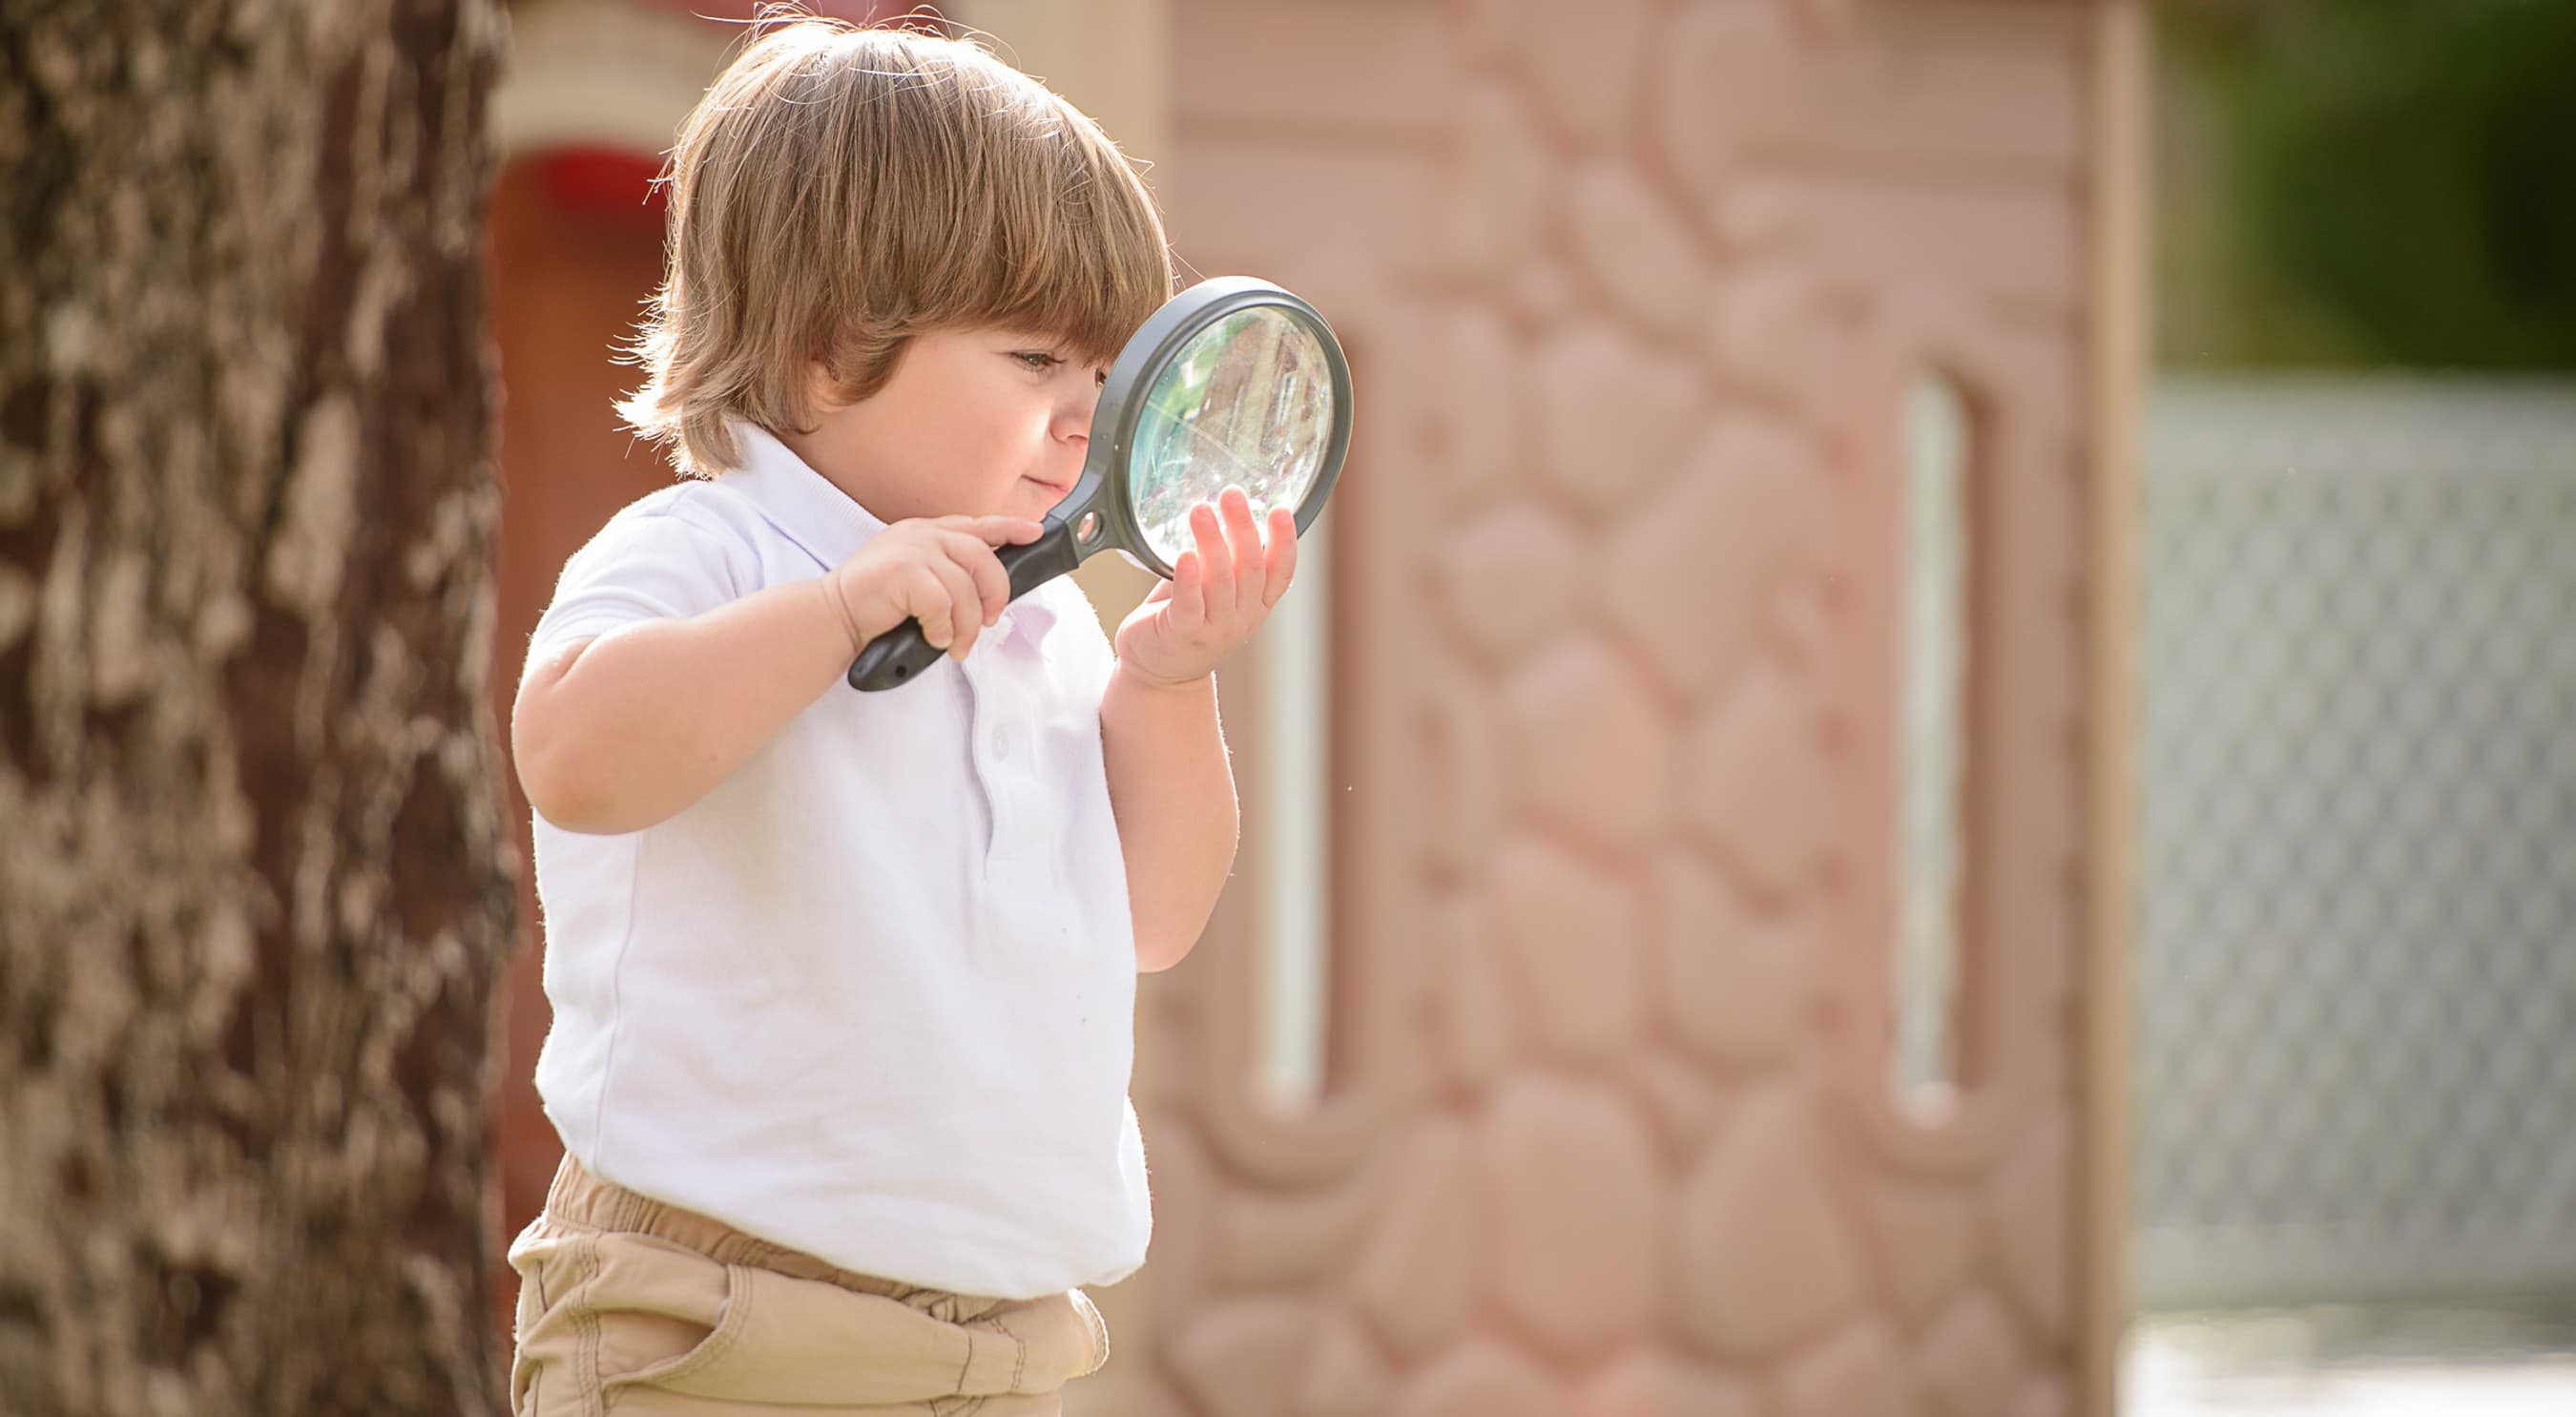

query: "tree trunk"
left=0, top=2, right=514, bottom=1411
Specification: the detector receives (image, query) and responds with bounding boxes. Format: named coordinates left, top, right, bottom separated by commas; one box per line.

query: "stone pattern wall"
left=1143, top=2, right=2099, bottom=1413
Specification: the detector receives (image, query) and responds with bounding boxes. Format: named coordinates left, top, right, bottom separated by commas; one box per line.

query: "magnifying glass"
left=848, top=276, right=1354, bottom=692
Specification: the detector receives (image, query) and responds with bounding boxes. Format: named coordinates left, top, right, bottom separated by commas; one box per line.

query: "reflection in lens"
left=1129, top=307, right=1334, bottom=568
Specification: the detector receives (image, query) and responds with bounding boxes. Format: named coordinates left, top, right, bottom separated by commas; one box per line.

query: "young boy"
left=503, top=19, right=1298, bottom=1415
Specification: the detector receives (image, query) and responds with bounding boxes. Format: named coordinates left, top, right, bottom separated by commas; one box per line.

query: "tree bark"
left=0, top=1, right=514, bottom=1411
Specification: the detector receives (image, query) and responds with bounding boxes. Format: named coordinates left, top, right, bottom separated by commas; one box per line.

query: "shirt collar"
left=720, top=419, right=1061, bottom=650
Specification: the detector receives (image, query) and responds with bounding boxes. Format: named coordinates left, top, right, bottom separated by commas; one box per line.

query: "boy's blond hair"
left=619, top=17, right=1174, bottom=477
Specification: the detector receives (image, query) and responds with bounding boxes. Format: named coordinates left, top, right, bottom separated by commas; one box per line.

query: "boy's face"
left=798, top=326, right=1109, bottom=526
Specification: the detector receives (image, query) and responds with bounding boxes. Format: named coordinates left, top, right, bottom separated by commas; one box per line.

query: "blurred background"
left=7, top=0, right=2570, bottom=1412
left=2126, top=5, right=2576, bottom=1413
left=481, top=1, right=2576, bottom=1413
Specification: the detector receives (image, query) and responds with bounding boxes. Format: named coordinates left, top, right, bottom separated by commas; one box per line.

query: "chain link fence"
left=2130, top=375, right=2576, bottom=1311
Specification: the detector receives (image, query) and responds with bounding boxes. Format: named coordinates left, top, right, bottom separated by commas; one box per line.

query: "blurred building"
left=483, top=2, right=2144, bottom=1413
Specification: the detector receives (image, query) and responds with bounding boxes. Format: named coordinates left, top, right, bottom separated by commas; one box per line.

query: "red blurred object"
left=629, top=0, right=928, bottom=25
left=534, top=148, right=667, bottom=219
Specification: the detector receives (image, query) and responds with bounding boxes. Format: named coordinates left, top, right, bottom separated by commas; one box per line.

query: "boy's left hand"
left=1115, top=486, right=1298, bottom=688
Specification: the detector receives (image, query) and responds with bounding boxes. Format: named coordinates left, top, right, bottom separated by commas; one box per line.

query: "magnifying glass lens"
left=1129, top=306, right=1336, bottom=566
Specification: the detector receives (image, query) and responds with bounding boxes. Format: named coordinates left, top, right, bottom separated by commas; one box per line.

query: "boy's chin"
left=1012, top=480, right=1073, bottom=519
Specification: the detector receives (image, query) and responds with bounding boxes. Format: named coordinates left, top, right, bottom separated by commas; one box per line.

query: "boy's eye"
left=1013, top=351, right=1063, bottom=373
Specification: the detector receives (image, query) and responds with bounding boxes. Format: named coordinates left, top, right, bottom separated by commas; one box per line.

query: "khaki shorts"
left=508, top=1157, right=1110, bottom=1415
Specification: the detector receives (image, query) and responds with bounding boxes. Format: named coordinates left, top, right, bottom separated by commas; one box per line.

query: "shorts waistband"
left=541, top=1154, right=1004, bottom=1320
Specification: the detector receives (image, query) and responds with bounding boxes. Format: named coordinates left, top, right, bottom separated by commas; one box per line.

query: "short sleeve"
left=527, top=499, right=751, bottom=669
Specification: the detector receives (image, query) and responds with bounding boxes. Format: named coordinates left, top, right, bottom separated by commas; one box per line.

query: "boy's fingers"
left=940, top=531, right=1012, bottom=624
left=1261, top=506, right=1298, bottom=608
left=924, top=556, right=981, bottom=657
left=1219, top=489, right=1264, bottom=607
left=901, top=564, right=953, bottom=649
left=977, top=515, right=1047, bottom=546
left=1171, top=549, right=1206, bottom=625
left=937, top=514, right=1045, bottom=546
left=1190, top=502, right=1233, bottom=617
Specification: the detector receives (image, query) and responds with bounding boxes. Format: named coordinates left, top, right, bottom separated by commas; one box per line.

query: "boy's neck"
left=773, top=420, right=895, bottom=525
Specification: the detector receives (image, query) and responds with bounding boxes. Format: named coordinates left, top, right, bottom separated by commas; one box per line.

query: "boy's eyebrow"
left=991, top=329, right=1100, bottom=358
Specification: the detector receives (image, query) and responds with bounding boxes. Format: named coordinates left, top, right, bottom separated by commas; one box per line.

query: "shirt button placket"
left=989, top=719, right=1030, bottom=867
left=956, top=656, right=1002, bottom=867
left=959, top=656, right=1020, bottom=872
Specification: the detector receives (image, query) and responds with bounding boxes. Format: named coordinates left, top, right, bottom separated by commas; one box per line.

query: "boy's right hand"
left=822, top=515, right=1046, bottom=661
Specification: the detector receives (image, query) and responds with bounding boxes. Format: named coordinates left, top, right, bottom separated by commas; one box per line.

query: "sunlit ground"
left=2125, top=1308, right=2576, bottom=1417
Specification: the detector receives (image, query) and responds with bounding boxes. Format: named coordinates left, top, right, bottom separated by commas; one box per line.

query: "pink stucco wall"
left=1143, top=3, right=2105, bottom=1413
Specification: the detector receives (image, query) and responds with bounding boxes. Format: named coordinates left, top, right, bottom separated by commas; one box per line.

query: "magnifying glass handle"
left=846, top=521, right=1086, bottom=692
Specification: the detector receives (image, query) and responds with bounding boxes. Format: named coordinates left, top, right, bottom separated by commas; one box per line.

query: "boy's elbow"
left=518, top=746, right=623, bottom=835
left=1132, top=895, right=1221, bottom=972
left=513, top=678, right=645, bottom=836
left=518, top=731, right=670, bottom=836
left=1136, top=932, right=1196, bottom=973
left=1131, top=834, right=1236, bottom=972
left=515, top=719, right=605, bottom=834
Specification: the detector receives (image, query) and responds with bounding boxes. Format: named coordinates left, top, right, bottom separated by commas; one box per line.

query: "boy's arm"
left=1102, top=489, right=1298, bottom=971
left=513, top=514, right=1037, bottom=835
left=1101, top=671, right=1236, bottom=972
left=514, top=578, right=863, bottom=835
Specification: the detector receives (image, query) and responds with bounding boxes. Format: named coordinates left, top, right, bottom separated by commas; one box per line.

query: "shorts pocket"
left=507, top=1220, right=737, bottom=1414
left=576, top=1231, right=735, bottom=1385
left=508, top=1239, right=549, bottom=1414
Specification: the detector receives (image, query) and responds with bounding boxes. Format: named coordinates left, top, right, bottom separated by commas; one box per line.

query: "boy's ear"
left=805, top=358, right=847, bottom=413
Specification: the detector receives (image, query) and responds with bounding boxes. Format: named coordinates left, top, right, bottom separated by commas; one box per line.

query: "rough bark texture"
left=0, top=2, right=514, bottom=1411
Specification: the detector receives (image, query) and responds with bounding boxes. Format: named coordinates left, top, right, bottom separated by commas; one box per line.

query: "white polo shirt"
left=523, top=423, right=1148, bottom=1300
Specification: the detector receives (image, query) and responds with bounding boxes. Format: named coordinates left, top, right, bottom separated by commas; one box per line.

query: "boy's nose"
left=1055, top=387, right=1099, bottom=442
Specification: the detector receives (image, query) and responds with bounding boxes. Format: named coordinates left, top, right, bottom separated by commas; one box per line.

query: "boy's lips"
left=1022, top=474, right=1075, bottom=500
